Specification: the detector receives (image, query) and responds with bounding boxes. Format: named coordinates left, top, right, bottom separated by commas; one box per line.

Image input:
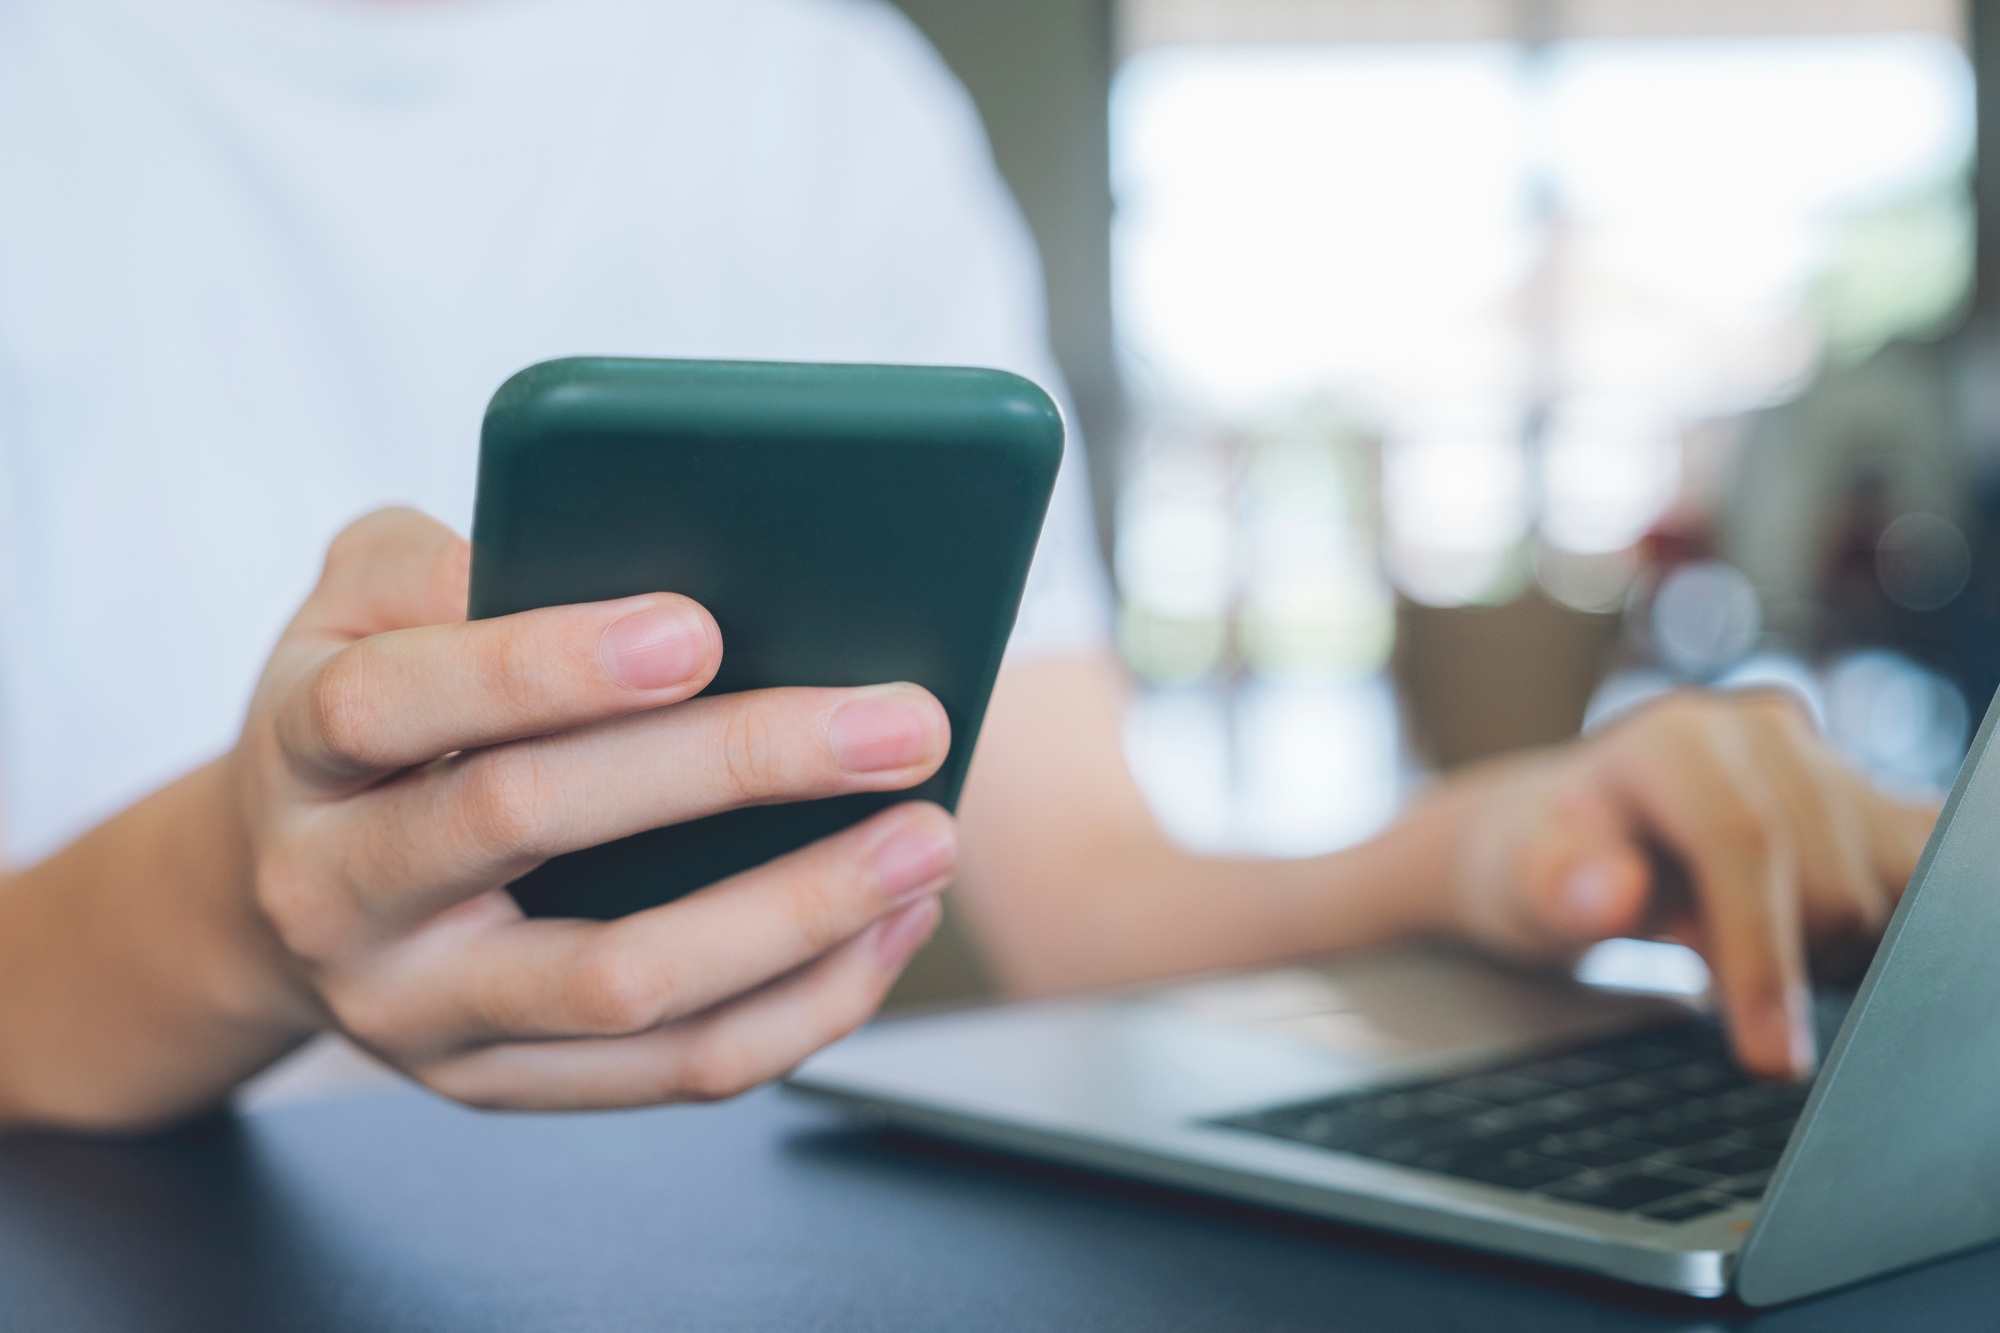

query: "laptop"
left=788, top=692, right=2000, bottom=1306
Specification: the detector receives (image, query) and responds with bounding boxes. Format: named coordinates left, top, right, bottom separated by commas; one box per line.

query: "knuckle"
left=482, top=616, right=551, bottom=721
left=1716, top=804, right=1778, bottom=861
left=418, top=1064, right=512, bottom=1112
left=1615, top=693, right=1695, bottom=749
left=1743, top=687, right=1810, bottom=734
left=1654, top=690, right=1715, bottom=731
left=323, top=984, right=409, bottom=1054
left=456, top=749, right=551, bottom=862
left=786, top=862, right=865, bottom=957
left=1743, top=687, right=1790, bottom=717
left=1638, top=690, right=1690, bottom=725
left=304, top=652, right=386, bottom=773
left=674, top=1039, right=758, bottom=1103
left=321, top=517, right=378, bottom=574
left=792, top=969, right=895, bottom=1067
left=250, top=854, right=351, bottom=963
left=718, top=704, right=791, bottom=801
left=562, top=945, right=674, bottom=1036
left=816, top=979, right=884, bottom=1050
left=249, top=858, right=311, bottom=938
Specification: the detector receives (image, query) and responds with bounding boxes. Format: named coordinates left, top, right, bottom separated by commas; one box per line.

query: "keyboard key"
left=1683, top=1144, right=1780, bottom=1177
left=1593, top=1115, right=1648, bottom=1141
left=1740, top=1120, right=1798, bottom=1149
left=1718, top=1085, right=1809, bottom=1119
left=1741, top=1081, right=1812, bottom=1106
left=1639, top=1193, right=1735, bottom=1224
left=1593, top=1040, right=1701, bottom=1073
left=1450, top=1151, right=1586, bottom=1190
left=1515, top=1095, right=1632, bottom=1135
left=1656, top=1165, right=1728, bottom=1190
left=1654, top=1023, right=1730, bottom=1051
left=1292, top=1115, right=1395, bottom=1150
left=1461, top=1106, right=1543, bottom=1135
left=1544, top=1170, right=1705, bottom=1212
left=1536, top=1130, right=1659, bottom=1169
left=1640, top=1063, right=1744, bottom=1096
left=1439, top=1073, right=1560, bottom=1105
left=1634, top=1115, right=1734, bottom=1149
left=1458, top=1122, right=1562, bottom=1156
left=1513, top=1056, right=1627, bottom=1089
left=1409, top=1091, right=1486, bottom=1118
left=1367, top=1092, right=1443, bottom=1122
left=1723, top=1170, right=1774, bottom=1199
left=1355, top=1120, right=1551, bottom=1168
left=1367, top=1125, right=1485, bottom=1164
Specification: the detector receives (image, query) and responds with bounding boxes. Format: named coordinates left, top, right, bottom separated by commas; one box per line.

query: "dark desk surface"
left=0, top=1083, right=1989, bottom=1331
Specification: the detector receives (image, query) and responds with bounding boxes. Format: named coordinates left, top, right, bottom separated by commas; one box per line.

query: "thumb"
left=1512, top=788, right=1655, bottom=948
left=296, top=508, right=471, bottom=640
left=1541, top=847, right=1654, bottom=944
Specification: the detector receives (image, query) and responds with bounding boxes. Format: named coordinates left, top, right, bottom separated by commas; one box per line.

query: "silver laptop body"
left=790, top=692, right=2000, bottom=1306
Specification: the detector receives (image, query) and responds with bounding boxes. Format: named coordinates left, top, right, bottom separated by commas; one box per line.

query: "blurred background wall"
left=896, top=0, right=1990, bottom=857
left=888, top=0, right=1127, bottom=546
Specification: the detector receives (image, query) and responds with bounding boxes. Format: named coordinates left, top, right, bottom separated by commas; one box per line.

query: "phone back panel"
left=469, top=357, right=1062, bottom=920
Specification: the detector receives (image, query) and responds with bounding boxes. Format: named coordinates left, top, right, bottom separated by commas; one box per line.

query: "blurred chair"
left=1394, top=591, right=1622, bottom=770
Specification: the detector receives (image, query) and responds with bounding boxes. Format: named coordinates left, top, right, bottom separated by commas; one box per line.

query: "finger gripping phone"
left=469, top=357, right=1062, bottom=919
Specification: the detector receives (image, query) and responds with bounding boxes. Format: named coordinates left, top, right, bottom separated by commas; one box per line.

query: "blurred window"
left=1111, top=2, right=1971, bottom=849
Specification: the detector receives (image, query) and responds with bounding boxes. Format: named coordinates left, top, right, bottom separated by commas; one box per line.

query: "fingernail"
left=1559, top=861, right=1621, bottom=933
left=874, top=898, right=941, bottom=968
left=873, top=819, right=957, bottom=902
left=601, top=602, right=710, bottom=690
left=830, top=689, right=941, bottom=774
left=1746, top=1000, right=1816, bottom=1081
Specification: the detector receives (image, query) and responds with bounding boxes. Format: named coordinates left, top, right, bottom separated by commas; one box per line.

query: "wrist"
left=197, top=751, right=325, bottom=1041
left=0, top=756, right=321, bottom=1132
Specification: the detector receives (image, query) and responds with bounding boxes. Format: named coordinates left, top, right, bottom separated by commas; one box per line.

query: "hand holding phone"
left=470, top=357, right=1062, bottom=919
left=198, top=509, right=958, bottom=1115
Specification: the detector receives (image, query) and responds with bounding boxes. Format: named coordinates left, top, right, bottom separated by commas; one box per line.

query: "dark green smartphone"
left=468, top=357, right=1063, bottom=920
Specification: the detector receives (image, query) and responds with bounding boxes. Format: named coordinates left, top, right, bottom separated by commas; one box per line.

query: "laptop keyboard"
left=1212, top=1018, right=1816, bottom=1225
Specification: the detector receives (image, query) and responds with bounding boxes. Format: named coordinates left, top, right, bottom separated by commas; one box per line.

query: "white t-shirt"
left=0, top=0, right=1113, bottom=865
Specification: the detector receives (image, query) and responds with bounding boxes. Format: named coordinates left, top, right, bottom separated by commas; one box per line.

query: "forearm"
left=963, top=781, right=1480, bottom=997
left=0, top=757, right=315, bottom=1133
left=954, top=655, right=1487, bottom=996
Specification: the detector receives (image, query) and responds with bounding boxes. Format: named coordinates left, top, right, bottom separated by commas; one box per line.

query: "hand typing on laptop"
left=953, top=660, right=1938, bottom=1086
left=1449, top=688, right=1934, bottom=1079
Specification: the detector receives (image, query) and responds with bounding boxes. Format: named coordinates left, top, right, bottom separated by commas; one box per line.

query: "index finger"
left=278, top=592, right=722, bottom=786
left=1603, top=707, right=1814, bottom=1080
